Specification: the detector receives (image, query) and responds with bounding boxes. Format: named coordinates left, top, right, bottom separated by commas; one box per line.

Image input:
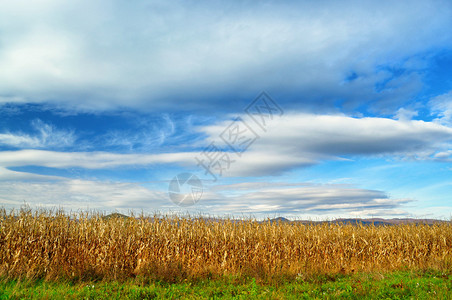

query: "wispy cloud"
left=0, top=119, right=75, bottom=149
left=430, top=90, right=452, bottom=125
left=98, top=114, right=177, bottom=152
left=0, top=133, right=41, bottom=148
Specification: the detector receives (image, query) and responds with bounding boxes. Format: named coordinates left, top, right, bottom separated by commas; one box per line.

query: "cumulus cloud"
left=0, top=0, right=451, bottom=112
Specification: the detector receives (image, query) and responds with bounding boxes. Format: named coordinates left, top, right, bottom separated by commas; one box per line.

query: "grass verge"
left=1, top=269, right=451, bottom=299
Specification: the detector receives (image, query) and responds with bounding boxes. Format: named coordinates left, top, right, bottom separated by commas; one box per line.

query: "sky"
left=0, top=0, right=452, bottom=219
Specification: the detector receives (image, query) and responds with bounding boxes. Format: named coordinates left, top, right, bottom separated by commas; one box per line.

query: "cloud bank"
left=1, top=0, right=452, bottom=112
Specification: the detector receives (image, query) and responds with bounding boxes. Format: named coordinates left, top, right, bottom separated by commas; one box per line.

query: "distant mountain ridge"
left=267, top=217, right=449, bottom=225
left=102, top=213, right=448, bottom=225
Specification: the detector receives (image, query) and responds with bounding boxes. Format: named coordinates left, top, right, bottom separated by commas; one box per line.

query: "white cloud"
left=99, top=114, right=177, bottom=151
left=0, top=133, right=40, bottom=148
left=0, top=119, right=75, bottom=149
left=430, top=91, right=452, bottom=125
left=199, top=112, right=452, bottom=176
left=395, top=107, right=418, bottom=121
left=0, top=178, right=170, bottom=213
left=433, top=150, right=452, bottom=162
left=0, top=149, right=194, bottom=169
left=0, top=166, right=61, bottom=181
left=196, top=181, right=413, bottom=218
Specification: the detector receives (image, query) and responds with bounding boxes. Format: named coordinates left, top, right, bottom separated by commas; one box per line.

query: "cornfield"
left=1, top=209, right=451, bottom=282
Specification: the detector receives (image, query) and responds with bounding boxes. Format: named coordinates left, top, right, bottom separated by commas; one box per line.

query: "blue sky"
left=1, top=0, right=452, bottom=219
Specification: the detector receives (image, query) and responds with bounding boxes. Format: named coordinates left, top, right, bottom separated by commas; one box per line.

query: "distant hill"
left=268, top=217, right=291, bottom=223
left=284, top=217, right=448, bottom=226
left=332, top=218, right=447, bottom=225
left=102, top=213, right=130, bottom=220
